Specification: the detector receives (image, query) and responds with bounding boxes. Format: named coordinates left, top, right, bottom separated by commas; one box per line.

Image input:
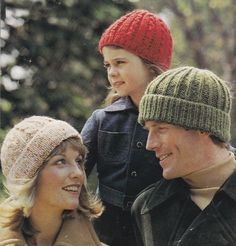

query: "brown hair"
left=209, top=135, right=229, bottom=149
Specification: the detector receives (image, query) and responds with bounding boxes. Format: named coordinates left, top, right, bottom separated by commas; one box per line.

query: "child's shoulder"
left=104, top=96, right=134, bottom=112
left=88, top=97, right=135, bottom=125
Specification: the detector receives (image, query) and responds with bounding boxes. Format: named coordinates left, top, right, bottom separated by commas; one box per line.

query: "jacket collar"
left=141, top=178, right=189, bottom=214
left=141, top=170, right=236, bottom=215
left=219, top=170, right=236, bottom=202
left=104, top=96, right=137, bottom=112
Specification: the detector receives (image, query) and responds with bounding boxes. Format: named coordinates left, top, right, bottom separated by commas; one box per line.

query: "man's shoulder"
left=132, top=178, right=187, bottom=216
left=132, top=180, right=165, bottom=214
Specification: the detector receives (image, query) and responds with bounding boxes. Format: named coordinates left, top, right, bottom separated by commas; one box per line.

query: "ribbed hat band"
left=139, top=67, right=231, bottom=142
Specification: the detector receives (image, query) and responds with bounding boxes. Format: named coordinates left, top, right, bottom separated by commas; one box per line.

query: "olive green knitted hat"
left=139, top=66, right=232, bottom=142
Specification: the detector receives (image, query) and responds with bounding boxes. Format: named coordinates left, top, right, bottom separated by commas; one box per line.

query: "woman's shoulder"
left=0, top=228, right=26, bottom=246
left=55, top=210, right=103, bottom=246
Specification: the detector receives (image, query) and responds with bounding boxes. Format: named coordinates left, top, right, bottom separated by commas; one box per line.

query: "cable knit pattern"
left=0, top=116, right=81, bottom=180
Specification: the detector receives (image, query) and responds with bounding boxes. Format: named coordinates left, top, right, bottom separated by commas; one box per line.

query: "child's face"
left=34, top=144, right=85, bottom=213
left=103, top=46, right=154, bottom=105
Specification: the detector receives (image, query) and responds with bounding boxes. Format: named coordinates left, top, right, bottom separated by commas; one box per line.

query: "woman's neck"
left=30, top=206, right=63, bottom=246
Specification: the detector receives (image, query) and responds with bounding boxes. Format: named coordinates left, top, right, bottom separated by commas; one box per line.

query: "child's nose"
left=108, top=65, right=118, bottom=77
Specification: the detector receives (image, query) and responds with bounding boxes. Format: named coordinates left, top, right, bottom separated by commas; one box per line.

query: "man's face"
left=145, top=121, right=206, bottom=179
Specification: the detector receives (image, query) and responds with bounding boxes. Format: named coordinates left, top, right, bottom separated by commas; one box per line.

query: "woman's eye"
left=75, top=158, right=83, bottom=166
left=55, top=159, right=66, bottom=165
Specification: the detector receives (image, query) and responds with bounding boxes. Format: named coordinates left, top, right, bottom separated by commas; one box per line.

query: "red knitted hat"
left=99, top=9, right=173, bottom=71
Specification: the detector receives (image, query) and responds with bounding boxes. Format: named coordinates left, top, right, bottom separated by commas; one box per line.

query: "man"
left=132, top=66, right=236, bottom=246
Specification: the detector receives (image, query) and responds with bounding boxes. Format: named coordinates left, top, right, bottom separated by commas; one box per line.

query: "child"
left=81, top=9, right=173, bottom=246
left=0, top=116, right=105, bottom=246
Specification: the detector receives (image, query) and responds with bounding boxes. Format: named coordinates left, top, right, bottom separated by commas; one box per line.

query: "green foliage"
left=1, top=0, right=135, bottom=140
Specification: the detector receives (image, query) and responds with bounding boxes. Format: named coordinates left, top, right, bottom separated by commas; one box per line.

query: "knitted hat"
left=99, top=9, right=173, bottom=71
left=139, top=66, right=231, bottom=142
left=0, top=116, right=81, bottom=180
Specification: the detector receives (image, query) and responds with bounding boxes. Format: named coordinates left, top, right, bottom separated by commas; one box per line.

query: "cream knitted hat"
left=0, top=116, right=81, bottom=180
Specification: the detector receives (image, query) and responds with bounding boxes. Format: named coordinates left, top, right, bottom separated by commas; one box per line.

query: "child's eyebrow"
left=104, top=56, right=127, bottom=62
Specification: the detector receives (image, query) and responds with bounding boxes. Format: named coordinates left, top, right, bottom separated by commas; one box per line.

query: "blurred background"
left=0, top=0, right=236, bottom=192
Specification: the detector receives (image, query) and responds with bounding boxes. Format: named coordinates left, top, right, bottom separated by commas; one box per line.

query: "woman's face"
left=34, top=144, right=85, bottom=213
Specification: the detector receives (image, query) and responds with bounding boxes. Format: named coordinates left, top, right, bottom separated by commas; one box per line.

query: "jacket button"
left=136, top=141, right=143, bottom=148
left=126, top=201, right=133, bottom=209
left=131, top=171, right=137, bottom=177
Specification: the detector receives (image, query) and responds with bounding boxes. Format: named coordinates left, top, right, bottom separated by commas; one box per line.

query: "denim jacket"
left=81, top=96, right=162, bottom=210
left=132, top=169, right=236, bottom=246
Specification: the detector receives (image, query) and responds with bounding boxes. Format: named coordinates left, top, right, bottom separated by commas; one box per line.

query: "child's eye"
left=103, top=63, right=110, bottom=69
left=116, top=60, right=125, bottom=65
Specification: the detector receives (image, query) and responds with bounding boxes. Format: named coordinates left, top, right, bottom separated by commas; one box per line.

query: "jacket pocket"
left=98, top=130, right=131, bottom=163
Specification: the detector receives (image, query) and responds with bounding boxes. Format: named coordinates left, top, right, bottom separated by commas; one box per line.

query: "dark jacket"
left=81, top=96, right=162, bottom=210
left=131, top=171, right=236, bottom=246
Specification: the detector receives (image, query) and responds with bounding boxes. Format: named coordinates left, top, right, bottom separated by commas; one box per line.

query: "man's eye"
left=158, top=127, right=168, bottom=133
left=55, top=159, right=66, bottom=165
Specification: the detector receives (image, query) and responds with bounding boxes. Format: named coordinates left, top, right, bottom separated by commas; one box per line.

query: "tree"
left=0, top=0, right=135, bottom=142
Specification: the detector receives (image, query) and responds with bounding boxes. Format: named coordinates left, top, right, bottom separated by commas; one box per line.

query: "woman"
left=0, top=116, right=104, bottom=246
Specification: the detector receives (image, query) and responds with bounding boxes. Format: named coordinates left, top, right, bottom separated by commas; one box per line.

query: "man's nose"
left=146, top=133, right=160, bottom=151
